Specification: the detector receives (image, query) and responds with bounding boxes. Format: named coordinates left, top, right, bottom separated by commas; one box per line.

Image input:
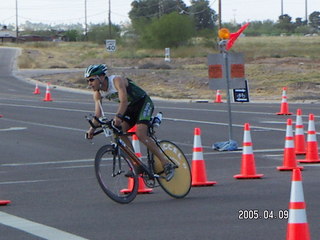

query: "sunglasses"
left=87, top=77, right=97, bottom=83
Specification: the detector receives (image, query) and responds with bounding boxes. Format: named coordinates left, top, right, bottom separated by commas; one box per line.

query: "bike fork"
left=111, top=145, right=124, bottom=177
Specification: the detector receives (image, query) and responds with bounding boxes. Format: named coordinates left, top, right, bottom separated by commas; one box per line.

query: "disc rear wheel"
left=153, top=141, right=191, bottom=198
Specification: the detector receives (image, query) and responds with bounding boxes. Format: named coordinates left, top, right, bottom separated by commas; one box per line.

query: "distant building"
left=0, top=26, right=17, bottom=43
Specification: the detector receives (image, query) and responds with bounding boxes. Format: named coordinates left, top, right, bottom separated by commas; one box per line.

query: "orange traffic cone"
left=286, top=168, right=310, bottom=240
left=294, top=109, right=306, bottom=155
left=33, top=82, right=41, bottom=95
left=121, top=133, right=153, bottom=194
left=299, top=114, right=320, bottom=163
left=43, top=83, right=53, bottom=101
left=0, top=200, right=11, bottom=206
left=277, top=87, right=292, bottom=115
left=234, top=123, right=264, bottom=179
left=277, top=119, right=303, bottom=171
left=191, top=128, right=217, bottom=186
left=214, top=90, right=223, bottom=103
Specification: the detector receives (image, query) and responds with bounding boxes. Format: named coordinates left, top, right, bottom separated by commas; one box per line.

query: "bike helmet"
left=84, top=64, right=108, bottom=78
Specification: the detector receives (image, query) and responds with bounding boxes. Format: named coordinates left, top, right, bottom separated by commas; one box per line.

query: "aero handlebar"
left=85, top=116, right=123, bottom=138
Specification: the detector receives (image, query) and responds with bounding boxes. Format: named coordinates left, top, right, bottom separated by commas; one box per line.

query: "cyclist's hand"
left=113, top=117, right=122, bottom=127
left=86, top=128, right=95, bottom=139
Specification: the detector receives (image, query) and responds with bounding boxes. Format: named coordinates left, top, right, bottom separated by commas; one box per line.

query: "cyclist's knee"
left=135, top=130, right=147, bottom=141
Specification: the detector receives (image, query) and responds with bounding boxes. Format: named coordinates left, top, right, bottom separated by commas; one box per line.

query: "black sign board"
left=233, top=80, right=250, bottom=102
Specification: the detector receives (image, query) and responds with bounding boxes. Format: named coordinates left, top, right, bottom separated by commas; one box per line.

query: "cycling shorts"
left=123, top=95, right=154, bottom=128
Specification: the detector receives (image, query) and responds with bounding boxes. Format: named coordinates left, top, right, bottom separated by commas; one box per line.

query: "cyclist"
left=85, top=64, right=174, bottom=181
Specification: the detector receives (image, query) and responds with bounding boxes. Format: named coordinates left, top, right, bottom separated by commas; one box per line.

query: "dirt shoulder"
left=22, top=56, right=320, bottom=103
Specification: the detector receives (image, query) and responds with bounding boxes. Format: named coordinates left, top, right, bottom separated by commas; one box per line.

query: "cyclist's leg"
left=119, top=121, right=133, bottom=150
left=136, top=123, right=168, bottom=166
left=136, top=124, right=175, bottom=181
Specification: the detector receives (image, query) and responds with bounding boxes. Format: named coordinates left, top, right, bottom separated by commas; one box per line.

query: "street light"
left=15, top=0, right=19, bottom=42
left=85, top=0, right=88, bottom=40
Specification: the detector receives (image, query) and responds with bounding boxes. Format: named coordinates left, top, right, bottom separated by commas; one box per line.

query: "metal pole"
left=220, top=40, right=233, bottom=141
left=15, top=0, right=19, bottom=43
left=84, top=0, right=88, bottom=40
left=305, top=0, right=308, bottom=23
left=108, top=0, right=112, bottom=38
left=218, top=0, right=222, bottom=29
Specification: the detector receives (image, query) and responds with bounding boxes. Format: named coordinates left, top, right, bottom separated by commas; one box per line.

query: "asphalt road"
left=1, top=47, right=320, bottom=240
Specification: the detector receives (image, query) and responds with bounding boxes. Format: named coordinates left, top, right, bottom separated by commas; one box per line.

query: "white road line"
left=1, top=118, right=84, bottom=132
left=166, top=117, right=287, bottom=131
left=1, top=159, right=93, bottom=167
left=0, top=211, right=89, bottom=240
left=1, top=103, right=315, bottom=134
left=261, top=121, right=287, bottom=124
left=1, top=149, right=284, bottom=169
left=0, top=179, right=49, bottom=185
left=0, top=127, right=27, bottom=132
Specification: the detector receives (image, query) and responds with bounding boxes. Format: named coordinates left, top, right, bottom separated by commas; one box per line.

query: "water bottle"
left=153, top=112, right=163, bottom=127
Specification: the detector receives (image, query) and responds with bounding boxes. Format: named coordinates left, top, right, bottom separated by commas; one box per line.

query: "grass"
left=2, top=36, right=320, bottom=101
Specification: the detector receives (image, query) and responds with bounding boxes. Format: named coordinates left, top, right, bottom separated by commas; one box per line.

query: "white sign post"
left=165, top=48, right=170, bottom=62
left=105, top=39, right=116, bottom=52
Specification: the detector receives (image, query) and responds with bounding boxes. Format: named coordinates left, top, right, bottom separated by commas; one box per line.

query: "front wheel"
left=95, top=145, right=139, bottom=204
left=152, top=140, right=191, bottom=199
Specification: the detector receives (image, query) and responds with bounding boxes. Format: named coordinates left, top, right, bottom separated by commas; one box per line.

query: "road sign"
left=105, top=39, right=116, bottom=52
left=208, top=53, right=246, bottom=90
left=165, top=48, right=170, bottom=62
left=233, top=80, right=250, bottom=102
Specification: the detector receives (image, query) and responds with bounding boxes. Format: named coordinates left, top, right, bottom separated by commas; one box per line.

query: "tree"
left=309, top=11, right=320, bottom=31
left=295, top=17, right=304, bottom=27
left=189, top=0, right=217, bottom=31
left=64, top=30, right=81, bottom=41
left=241, top=20, right=276, bottom=36
left=129, top=0, right=187, bottom=21
left=87, top=24, right=121, bottom=44
left=129, top=0, right=187, bottom=34
left=276, top=14, right=295, bottom=33
left=142, top=12, right=195, bottom=48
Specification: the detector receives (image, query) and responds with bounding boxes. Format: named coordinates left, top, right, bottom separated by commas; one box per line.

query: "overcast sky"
left=0, top=0, right=319, bottom=26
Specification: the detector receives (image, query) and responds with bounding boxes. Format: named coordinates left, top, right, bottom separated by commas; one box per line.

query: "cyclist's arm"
left=113, top=77, right=128, bottom=125
left=91, top=91, right=103, bottom=126
left=86, top=91, right=102, bottom=139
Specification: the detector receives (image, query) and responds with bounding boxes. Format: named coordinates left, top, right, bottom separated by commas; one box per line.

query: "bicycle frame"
left=87, top=115, right=176, bottom=180
left=86, top=114, right=192, bottom=203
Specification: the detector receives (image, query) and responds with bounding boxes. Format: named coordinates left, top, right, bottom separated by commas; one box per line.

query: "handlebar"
left=85, top=111, right=163, bottom=139
left=85, top=115, right=123, bottom=139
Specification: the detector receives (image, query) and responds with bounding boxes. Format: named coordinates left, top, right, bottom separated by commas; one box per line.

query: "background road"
left=1, top=47, right=320, bottom=240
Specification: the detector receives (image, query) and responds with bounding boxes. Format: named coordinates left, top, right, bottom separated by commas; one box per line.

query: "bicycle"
left=85, top=113, right=192, bottom=204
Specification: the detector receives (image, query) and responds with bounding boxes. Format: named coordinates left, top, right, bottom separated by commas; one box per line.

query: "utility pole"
left=15, top=0, right=19, bottom=43
left=218, top=0, right=221, bottom=29
left=85, top=0, right=88, bottom=40
left=281, top=0, right=284, bottom=16
left=108, top=0, right=112, bottom=38
left=158, top=0, right=164, bottom=18
left=305, top=0, right=308, bottom=23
